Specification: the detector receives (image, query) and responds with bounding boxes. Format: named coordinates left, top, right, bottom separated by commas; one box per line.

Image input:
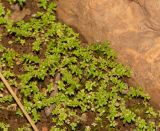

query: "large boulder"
left=56, top=0, right=160, bottom=107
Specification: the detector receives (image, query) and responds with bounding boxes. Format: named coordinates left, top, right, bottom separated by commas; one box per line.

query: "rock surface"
left=56, top=0, right=160, bottom=107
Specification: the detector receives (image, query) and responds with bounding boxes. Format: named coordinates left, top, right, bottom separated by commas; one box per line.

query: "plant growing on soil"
left=7, top=0, right=26, bottom=6
left=0, top=1, right=160, bottom=130
left=39, top=0, right=48, bottom=9
left=0, top=122, right=9, bottom=131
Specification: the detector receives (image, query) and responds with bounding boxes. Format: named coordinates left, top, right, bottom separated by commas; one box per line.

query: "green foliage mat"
left=0, top=1, right=160, bottom=131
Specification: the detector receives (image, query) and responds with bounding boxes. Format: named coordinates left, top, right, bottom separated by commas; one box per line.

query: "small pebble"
left=42, top=127, right=48, bottom=131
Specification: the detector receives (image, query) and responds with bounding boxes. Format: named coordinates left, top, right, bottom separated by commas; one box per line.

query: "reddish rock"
left=56, top=0, right=160, bottom=107
left=42, top=127, right=48, bottom=131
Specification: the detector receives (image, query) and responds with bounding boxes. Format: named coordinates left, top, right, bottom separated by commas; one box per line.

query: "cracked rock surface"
left=56, top=0, right=160, bottom=107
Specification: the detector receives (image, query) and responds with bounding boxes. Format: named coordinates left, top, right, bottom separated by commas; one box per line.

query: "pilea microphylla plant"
left=7, top=0, right=26, bottom=6
left=7, top=0, right=47, bottom=7
left=0, top=1, right=160, bottom=130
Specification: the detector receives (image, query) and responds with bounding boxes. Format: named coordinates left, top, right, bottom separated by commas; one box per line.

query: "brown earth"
left=56, top=0, right=160, bottom=107
left=0, top=109, right=27, bottom=130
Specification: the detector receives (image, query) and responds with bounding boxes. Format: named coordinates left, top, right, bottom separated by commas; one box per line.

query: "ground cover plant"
left=7, top=0, right=25, bottom=6
left=0, top=0, right=160, bottom=130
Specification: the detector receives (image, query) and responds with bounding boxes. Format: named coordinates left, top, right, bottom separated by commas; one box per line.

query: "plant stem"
left=0, top=71, right=39, bottom=131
